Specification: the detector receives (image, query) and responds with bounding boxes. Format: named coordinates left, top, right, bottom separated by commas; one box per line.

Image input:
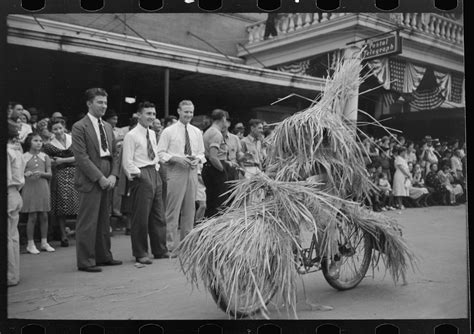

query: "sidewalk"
left=8, top=205, right=468, bottom=320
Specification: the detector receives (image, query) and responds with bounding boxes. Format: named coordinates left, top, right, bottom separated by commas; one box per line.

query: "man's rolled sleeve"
left=122, top=133, right=141, bottom=180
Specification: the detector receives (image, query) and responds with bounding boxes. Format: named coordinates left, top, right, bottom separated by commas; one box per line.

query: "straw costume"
left=177, top=50, right=417, bottom=318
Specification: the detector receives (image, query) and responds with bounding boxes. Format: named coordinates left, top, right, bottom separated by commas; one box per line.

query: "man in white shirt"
left=122, top=102, right=171, bottom=264
left=157, top=100, right=205, bottom=252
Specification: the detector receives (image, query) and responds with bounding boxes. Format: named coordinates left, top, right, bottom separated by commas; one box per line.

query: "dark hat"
left=28, top=107, right=39, bottom=115
left=104, top=109, right=118, bottom=120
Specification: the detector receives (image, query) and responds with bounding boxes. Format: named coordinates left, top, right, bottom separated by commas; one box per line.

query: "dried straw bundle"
left=266, top=52, right=375, bottom=200
left=176, top=50, right=416, bottom=318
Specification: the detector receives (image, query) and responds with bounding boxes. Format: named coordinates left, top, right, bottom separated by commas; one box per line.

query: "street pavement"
left=8, top=205, right=468, bottom=320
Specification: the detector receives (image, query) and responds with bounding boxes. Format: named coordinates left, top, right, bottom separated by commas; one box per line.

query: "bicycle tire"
left=208, top=263, right=278, bottom=318
left=321, top=230, right=372, bottom=291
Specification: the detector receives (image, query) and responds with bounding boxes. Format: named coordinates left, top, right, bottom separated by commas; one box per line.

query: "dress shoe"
left=154, top=252, right=177, bottom=259
left=136, top=257, right=153, bottom=265
left=96, top=259, right=123, bottom=266
left=61, top=238, right=69, bottom=247
left=78, top=266, right=102, bottom=273
left=26, top=244, right=40, bottom=255
left=41, top=243, right=56, bottom=252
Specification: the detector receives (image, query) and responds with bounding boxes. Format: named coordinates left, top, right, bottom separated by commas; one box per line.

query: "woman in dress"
left=43, top=118, right=79, bottom=247
left=392, top=146, right=411, bottom=210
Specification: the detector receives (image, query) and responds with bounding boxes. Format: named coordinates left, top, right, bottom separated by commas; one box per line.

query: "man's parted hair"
left=137, top=101, right=156, bottom=113
left=210, top=109, right=227, bottom=122
left=248, top=118, right=263, bottom=128
left=178, top=100, right=194, bottom=109
left=85, top=88, right=108, bottom=103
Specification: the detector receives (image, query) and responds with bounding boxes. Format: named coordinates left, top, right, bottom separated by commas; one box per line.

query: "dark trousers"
left=76, top=159, right=113, bottom=269
left=202, top=161, right=236, bottom=218
left=129, top=165, right=167, bottom=258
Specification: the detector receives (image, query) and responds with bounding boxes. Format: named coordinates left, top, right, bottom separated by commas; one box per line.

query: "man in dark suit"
left=71, top=88, right=122, bottom=272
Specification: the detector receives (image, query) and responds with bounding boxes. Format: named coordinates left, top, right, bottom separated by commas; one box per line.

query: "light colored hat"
left=21, top=110, right=31, bottom=121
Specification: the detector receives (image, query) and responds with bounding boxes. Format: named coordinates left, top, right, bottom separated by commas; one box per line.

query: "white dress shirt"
left=87, top=113, right=111, bottom=157
left=122, top=123, right=160, bottom=180
left=157, top=121, right=205, bottom=164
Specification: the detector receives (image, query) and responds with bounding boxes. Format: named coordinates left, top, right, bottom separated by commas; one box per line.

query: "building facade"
left=6, top=12, right=464, bottom=139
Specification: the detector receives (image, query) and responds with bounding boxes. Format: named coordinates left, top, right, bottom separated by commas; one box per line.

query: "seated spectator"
left=425, top=163, right=450, bottom=205
left=437, top=164, right=463, bottom=205
left=406, top=162, right=429, bottom=207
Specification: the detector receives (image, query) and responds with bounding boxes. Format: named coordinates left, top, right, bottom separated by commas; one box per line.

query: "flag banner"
left=409, top=86, right=445, bottom=111
left=434, top=70, right=452, bottom=99
left=276, top=60, right=310, bottom=76
left=450, top=74, right=464, bottom=103
left=367, top=58, right=391, bottom=90
left=404, top=62, right=427, bottom=93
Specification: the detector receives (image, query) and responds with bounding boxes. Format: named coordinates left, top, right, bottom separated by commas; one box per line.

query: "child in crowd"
left=378, top=172, right=395, bottom=210
left=21, top=133, right=54, bottom=254
left=378, top=148, right=392, bottom=183
left=367, top=164, right=382, bottom=212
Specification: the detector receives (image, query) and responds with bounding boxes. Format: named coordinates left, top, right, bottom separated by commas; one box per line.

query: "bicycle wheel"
left=208, top=263, right=277, bottom=318
left=321, top=227, right=372, bottom=291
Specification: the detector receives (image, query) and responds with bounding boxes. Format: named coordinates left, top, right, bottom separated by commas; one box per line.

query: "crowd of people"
left=6, top=92, right=466, bottom=287
left=6, top=91, right=271, bottom=285
left=362, top=134, right=466, bottom=211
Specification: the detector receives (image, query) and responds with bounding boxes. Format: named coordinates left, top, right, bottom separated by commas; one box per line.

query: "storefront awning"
left=7, top=15, right=325, bottom=93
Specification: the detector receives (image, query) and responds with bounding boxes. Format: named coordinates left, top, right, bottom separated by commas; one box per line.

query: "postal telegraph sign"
left=362, top=34, right=403, bottom=60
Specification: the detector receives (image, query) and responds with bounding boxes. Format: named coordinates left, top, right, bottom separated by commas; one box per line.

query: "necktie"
left=146, top=129, right=156, bottom=161
left=98, top=119, right=108, bottom=152
left=184, top=124, right=192, bottom=156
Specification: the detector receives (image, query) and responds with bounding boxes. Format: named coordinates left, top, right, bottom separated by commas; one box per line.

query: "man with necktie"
left=157, top=100, right=205, bottom=252
left=122, top=102, right=170, bottom=264
left=71, top=88, right=122, bottom=272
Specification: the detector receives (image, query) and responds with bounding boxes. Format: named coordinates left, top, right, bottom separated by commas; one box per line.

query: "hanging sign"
left=362, top=34, right=402, bottom=60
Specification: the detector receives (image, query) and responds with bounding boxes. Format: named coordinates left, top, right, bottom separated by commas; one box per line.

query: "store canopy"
left=7, top=15, right=325, bottom=94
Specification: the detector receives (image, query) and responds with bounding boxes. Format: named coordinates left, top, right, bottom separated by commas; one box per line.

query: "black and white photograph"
left=5, top=11, right=467, bottom=322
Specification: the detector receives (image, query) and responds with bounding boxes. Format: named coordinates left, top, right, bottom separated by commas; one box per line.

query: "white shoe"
left=41, top=243, right=55, bottom=252
left=26, top=245, right=40, bottom=255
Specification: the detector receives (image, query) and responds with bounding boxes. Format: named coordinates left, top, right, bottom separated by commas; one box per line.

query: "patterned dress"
left=20, top=152, right=51, bottom=213
left=43, top=134, right=79, bottom=216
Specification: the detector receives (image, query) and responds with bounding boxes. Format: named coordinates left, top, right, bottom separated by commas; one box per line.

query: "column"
left=342, top=45, right=361, bottom=135
left=164, top=68, right=170, bottom=117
